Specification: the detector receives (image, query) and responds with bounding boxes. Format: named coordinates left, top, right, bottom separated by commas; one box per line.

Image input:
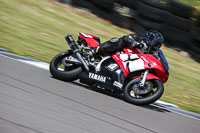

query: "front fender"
left=131, top=73, right=161, bottom=81
left=146, top=73, right=161, bottom=81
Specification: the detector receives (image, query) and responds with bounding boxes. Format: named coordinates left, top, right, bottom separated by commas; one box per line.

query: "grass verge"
left=179, top=0, right=200, bottom=11
left=0, top=0, right=200, bottom=113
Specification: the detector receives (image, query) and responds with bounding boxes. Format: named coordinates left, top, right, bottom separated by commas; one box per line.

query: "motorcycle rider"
left=91, top=30, right=164, bottom=55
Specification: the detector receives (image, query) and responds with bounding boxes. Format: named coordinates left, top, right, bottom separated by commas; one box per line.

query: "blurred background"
left=70, top=0, right=200, bottom=61
left=0, top=0, right=200, bottom=113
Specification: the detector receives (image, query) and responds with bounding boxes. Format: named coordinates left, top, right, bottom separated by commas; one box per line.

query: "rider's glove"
left=125, top=35, right=139, bottom=48
left=137, top=43, right=144, bottom=48
left=130, top=41, right=140, bottom=48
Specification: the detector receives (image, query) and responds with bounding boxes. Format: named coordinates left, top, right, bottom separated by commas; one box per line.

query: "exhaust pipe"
left=65, top=35, right=89, bottom=71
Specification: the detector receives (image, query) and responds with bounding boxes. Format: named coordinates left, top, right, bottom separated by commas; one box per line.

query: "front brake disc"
left=132, top=81, right=153, bottom=95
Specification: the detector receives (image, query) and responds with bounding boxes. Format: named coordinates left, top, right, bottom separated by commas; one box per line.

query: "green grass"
left=0, top=0, right=129, bottom=61
left=162, top=48, right=200, bottom=113
left=0, top=0, right=200, bottom=113
left=179, top=0, right=200, bottom=10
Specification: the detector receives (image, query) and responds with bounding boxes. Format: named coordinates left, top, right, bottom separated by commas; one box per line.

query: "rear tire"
left=123, top=79, right=164, bottom=105
left=49, top=50, right=83, bottom=81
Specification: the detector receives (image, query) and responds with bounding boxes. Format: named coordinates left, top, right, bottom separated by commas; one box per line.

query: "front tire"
left=123, top=79, right=164, bottom=105
left=49, top=50, right=83, bottom=81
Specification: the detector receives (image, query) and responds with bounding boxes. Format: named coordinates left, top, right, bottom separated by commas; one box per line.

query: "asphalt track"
left=0, top=54, right=200, bottom=133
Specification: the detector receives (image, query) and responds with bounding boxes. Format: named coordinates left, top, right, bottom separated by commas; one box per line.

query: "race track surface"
left=0, top=55, right=200, bottom=133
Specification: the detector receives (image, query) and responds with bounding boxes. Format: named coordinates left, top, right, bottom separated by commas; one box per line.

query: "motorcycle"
left=49, top=32, right=169, bottom=105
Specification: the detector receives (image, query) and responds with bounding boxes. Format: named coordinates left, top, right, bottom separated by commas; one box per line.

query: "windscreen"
left=153, top=48, right=169, bottom=74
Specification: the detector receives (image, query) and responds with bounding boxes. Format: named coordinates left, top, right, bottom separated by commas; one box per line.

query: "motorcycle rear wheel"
left=123, top=79, right=164, bottom=105
left=49, top=50, right=83, bottom=81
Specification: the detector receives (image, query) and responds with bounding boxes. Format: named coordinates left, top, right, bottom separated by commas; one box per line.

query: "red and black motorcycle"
left=50, top=32, right=169, bottom=105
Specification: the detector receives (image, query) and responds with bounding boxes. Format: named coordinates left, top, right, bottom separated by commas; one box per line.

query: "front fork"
left=65, top=35, right=89, bottom=71
left=140, top=70, right=149, bottom=87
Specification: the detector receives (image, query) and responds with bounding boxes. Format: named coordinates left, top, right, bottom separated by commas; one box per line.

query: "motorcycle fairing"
left=123, top=48, right=142, bottom=54
left=79, top=57, right=126, bottom=91
left=112, top=51, right=168, bottom=83
left=112, top=53, right=147, bottom=78
left=138, top=54, right=168, bottom=83
left=128, top=59, right=145, bottom=72
left=79, top=32, right=100, bottom=47
left=112, top=54, right=130, bottom=78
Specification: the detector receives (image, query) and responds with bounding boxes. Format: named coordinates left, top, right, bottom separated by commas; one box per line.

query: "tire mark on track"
left=0, top=80, right=34, bottom=94
left=0, top=101, right=96, bottom=133
left=0, top=72, right=158, bottom=133
left=0, top=117, right=43, bottom=133
left=0, top=82, right=97, bottom=133
left=0, top=91, right=133, bottom=133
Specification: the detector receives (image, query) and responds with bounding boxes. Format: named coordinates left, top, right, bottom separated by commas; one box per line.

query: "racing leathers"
left=93, top=34, right=143, bottom=54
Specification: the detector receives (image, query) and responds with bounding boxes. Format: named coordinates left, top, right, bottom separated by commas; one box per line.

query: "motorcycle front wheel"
left=49, top=50, right=83, bottom=81
left=123, top=79, right=164, bottom=105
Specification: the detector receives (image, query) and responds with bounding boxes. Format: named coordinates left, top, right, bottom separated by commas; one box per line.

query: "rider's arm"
left=121, top=34, right=141, bottom=48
